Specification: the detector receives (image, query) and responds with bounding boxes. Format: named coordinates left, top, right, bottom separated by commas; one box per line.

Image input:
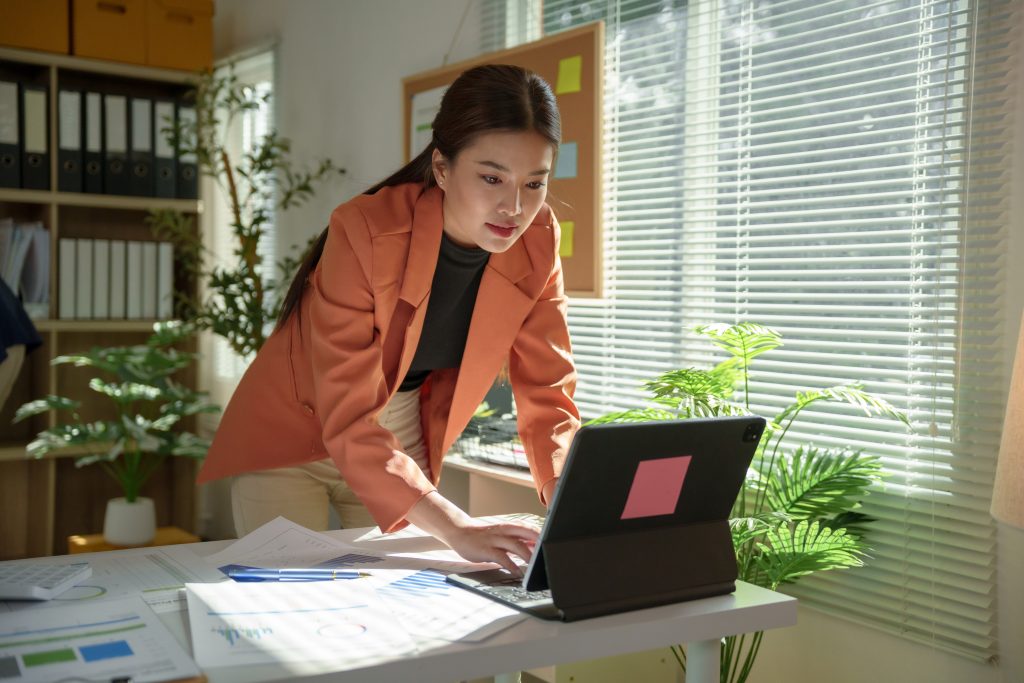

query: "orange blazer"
left=197, top=183, right=581, bottom=532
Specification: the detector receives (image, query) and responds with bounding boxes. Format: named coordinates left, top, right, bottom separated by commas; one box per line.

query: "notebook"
left=447, top=415, right=766, bottom=622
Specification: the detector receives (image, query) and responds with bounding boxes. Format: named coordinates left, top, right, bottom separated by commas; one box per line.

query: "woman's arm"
left=405, top=491, right=540, bottom=574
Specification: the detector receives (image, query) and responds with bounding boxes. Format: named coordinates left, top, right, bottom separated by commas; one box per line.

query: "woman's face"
left=432, top=130, right=554, bottom=253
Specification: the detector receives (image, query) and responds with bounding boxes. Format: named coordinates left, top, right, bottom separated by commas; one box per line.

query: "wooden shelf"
left=0, top=187, right=202, bottom=213
left=34, top=319, right=167, bottom=333
left=0, top=46, right=196, bottom=83
left=0, top=442, right=115, bottom=463
left=0, top=443, right=29, bottom=462
left=0, top=48, right=203, bottom=558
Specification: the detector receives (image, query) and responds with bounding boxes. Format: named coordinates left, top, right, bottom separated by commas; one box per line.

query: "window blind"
left=533, top=0, right=1014, bottom=662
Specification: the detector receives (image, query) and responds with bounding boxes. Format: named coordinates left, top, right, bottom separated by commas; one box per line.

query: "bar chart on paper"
left=0, top=595, right=200, bottom=683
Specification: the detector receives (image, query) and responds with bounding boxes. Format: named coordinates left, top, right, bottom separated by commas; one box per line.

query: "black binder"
left=153, top=99, right=176, bottom=198
left=103, top=94, right=129, bottom=196
left=128, top=97, right=154, bottom=197
left=83, top=91, right=103, bottom=194
left=176, top=102, right=197, bottom=199
left=58, top=89, right=84, bottom=193
left=0, top=80, right=20, bottom=188
left=20, top=83, right=49, bottom=190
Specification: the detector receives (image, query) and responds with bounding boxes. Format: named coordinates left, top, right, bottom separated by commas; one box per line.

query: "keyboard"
left=0, top=562, right=92, bottom=600
left=475, top=580, right=553, bottom=606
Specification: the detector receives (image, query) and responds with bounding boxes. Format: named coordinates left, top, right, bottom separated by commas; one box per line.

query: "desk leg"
left=687, top=638, right=720, bottom=683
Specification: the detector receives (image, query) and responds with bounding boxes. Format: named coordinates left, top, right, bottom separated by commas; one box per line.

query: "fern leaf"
left=754, top=520, right=865, bottom=588
left=763, top=447, right=882, bottom=519
left=695, top=322, right=782, bottom=367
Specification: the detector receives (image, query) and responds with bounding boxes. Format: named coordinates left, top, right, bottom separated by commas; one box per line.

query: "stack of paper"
left=0, top=218, right=48, bottom=316
left=186, top=517, right=527, bottom=675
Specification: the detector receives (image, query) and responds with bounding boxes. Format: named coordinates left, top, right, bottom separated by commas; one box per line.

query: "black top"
left=0, top=278, right=42, bottom=363
left=398, top=232, right=490, bottom=392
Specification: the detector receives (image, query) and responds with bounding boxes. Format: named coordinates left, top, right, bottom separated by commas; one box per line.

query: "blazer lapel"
left=442, top=236, right=536, bottom=451
left=382, top=187, right=443, bottom=395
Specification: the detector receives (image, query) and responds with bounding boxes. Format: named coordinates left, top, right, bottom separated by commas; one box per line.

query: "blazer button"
left=302, top=403, right=315, bottom=416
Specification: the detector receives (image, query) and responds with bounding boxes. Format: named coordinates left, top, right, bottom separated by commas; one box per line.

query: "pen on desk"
left=227, top=568, right=371, bottom=581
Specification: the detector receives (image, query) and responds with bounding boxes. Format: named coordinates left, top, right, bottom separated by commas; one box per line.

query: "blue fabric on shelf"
left=0, top=279, right=42, bottom=363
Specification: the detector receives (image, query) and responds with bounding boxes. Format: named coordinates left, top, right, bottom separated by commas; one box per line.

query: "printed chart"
left=0, top=595, right=199, bottom=683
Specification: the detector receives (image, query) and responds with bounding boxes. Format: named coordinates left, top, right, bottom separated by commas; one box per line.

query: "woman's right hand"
left=405, top=491, right=540, bottom=574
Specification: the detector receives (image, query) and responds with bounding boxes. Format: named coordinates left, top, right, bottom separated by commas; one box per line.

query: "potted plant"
left=147, top=66, right=345, bottom=357
left=590, top=322, right=910, bottom=683
left=13, top=321, right=219, bottom=545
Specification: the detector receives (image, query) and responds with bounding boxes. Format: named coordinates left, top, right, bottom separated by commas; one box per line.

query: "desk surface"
left=128, top=526, right=796, bottom=683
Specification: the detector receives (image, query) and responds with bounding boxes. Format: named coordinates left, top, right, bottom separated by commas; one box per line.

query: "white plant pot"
left=103, top=497, right=156, bottom=546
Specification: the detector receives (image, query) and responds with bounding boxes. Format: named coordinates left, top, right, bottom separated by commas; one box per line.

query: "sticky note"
left=554, top=141, right=578, bottom=179
left=620, top=455, right=692, bottom=520
left=556, top=55, right=583, bottom=95
left=558, top=221, right=574, bottom=258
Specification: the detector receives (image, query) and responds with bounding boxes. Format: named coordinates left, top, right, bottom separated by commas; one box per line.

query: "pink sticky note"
left=620, top=455, right=692, bottom=520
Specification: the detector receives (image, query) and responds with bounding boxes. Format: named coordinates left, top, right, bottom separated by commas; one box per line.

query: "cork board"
left=403, top=22, right=604, bottom=298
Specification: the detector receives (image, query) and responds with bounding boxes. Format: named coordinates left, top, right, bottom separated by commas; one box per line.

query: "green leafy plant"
left=147, top=65, right=345, bottom=357
left=13, top=322, right=220, bottom=502
left=590, top=322, right=910, bottom=683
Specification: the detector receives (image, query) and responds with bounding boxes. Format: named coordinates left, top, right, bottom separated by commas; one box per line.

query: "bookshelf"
left=0, top=46, right=203, bottom=559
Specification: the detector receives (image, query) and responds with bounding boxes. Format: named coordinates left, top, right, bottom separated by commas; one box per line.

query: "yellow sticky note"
left=556, top=56, right=583, bottom=95
left=559, top=221, right=575, bottom=258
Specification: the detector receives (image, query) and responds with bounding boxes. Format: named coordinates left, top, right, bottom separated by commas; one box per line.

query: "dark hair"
left=276, top=64, right=562, bottom=329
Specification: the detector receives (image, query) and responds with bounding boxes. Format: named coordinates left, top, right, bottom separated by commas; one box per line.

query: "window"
left=200, top=49, right=277, bottom=409
left=528, top=0, right=1013, bottom=661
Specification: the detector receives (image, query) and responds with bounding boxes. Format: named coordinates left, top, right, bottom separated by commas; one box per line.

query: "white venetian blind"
left=536, top=0, right=1014, bottom=662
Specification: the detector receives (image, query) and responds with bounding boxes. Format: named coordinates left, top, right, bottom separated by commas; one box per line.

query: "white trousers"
left=231, top=388, right=428, bottom=536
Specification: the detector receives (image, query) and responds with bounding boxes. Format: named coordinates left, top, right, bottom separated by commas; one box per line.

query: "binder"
left=20, top=84, right=49, bottom=190
left=109, top=240, right=126, bottom=319
left=129, top=97, right=154, bottom=197
left=0, top=80, right=19, bottom=188
left=59, top=238, right=76, bottom=320
left=126, top=240, right=143, bottom=319
left=104, top=94, right=129, bottom=195
left=75, top=238, right=94, bottom=319
left=153, top=100, right=176, bottom=198
left=93, top=238, right=110, bottom=319
left=58, top=89, right=83, bottom=193
left=84, top=91, right=103, bottom=194
left=141, top=241, right=158, bottom=318
left=157, top=241, right=174, bottom=319
left=176, top=103, right=197, bottom=199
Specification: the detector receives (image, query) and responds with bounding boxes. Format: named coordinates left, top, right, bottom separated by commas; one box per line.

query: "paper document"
left=186, top=579, right=417, bottom=672
left=0, top=594, right=200, bottom=683
left=375, top=568, right=524, bottom=645
left=1, top=545, right=226, bottom=615
left=203, top=516, right=362, bottom=573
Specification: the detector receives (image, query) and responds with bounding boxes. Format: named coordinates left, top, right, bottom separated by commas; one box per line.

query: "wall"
left=211, top=2, right=1024, bottom=682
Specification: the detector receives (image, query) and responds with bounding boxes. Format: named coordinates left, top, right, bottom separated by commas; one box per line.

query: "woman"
left=198, top=64, right=580, bottom=574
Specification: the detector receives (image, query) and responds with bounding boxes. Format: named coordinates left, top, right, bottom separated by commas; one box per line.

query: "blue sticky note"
left=555, top=142, right=578, bottom=179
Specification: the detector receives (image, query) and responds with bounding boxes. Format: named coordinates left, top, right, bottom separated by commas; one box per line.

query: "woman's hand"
left=405, top=491, right=540, bottom=574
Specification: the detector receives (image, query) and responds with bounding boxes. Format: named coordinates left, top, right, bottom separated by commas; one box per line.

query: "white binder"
left=93, top=238, right=110, bottom=319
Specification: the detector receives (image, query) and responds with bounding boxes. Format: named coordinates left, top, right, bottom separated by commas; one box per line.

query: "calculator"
left=0, top=562, right=92, bottom=600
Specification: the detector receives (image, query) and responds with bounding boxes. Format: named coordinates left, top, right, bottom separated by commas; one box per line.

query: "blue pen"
left=227, top=568, right=371, bottom=582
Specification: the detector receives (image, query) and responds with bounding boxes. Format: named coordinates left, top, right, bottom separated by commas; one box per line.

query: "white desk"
left=137, top=525, right=796, bottom=683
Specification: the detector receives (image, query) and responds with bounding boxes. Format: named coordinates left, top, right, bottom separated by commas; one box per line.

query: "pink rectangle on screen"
left=620, top=455, right=693, bottom=520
